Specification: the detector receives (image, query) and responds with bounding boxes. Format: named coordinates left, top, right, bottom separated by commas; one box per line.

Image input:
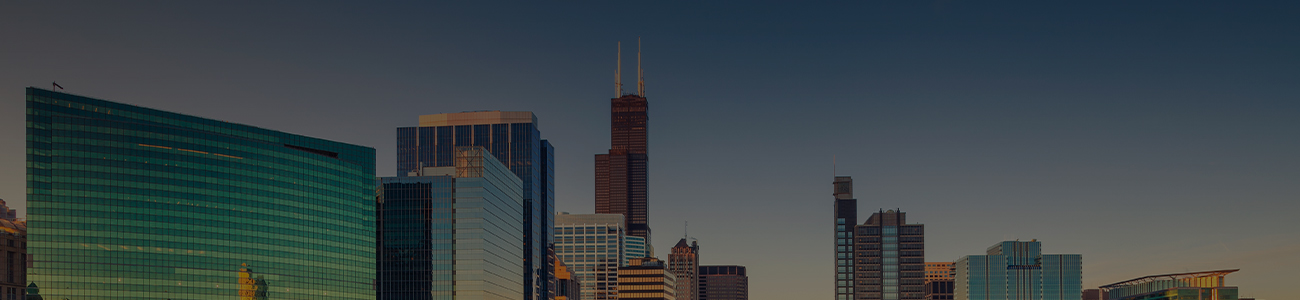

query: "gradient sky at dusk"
left=3, top=2, right=1299, bottom=299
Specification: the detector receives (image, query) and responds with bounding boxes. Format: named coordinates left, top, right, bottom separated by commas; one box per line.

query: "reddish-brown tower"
left=596, top=40, right=651, bottom=241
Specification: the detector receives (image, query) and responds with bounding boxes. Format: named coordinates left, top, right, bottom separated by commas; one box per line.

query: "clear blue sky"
left=2, top=2, right=1298, bottom=299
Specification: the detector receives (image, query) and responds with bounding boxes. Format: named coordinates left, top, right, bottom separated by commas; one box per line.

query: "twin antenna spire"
left=615, top=38, right=645, bottom=97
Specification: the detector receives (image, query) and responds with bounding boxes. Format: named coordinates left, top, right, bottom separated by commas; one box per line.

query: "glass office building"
left=833, top=176, right=857, bottom=300
left=377, top=147, right=524, bottom=300
left=624, top=235, right=647, bottom=263
left=24, top=88, right=376, bottom=299
left=855, top=210, right=925, bottom=300
left=397, top=111, right=554, bottom=300
left=554, top=213, right=640, bottom=300
left=697, top=266, right=747, bottom=300
left=954, top=241, right=1082, bottom=300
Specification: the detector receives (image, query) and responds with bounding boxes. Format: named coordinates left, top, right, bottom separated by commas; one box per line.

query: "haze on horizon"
left=2, top=2, right=1298, bottom=299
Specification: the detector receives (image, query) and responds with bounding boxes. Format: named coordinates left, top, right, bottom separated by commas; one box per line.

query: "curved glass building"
left=25, top=88, right=376, bottom=299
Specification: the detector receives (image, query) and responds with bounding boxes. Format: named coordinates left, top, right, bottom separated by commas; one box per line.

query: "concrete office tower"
left=0, top=219, right=24, bottom=300
left=1100, top=270, right=1240, bottom=300
left=698, top=266, right=747, bottom=300
left=377, top=147, right=524, bottom=300
left=25, top=88, right=376, bottom=299
left=619, top=257, right=678, bottom=300
left=855, top=210, right=926, bottom=300
left=833, top=176, right=857, bottom=300
left=555, top=213, right=642, bottom=300
left=668, top=239, right=700, bottom=300
left=397, top=111, right=555, bottom=300
left=954, top=241, right=1082, bottom=300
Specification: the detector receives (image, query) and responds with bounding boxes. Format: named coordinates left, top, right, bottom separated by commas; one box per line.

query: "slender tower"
left=833, top=176, right=857, bottom=300
left=596, top=40, right=652, bottom=243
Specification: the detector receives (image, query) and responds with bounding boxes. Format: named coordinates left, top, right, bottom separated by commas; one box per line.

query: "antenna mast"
left=638, top=37, right=644, bottom=97
left=615, top=42, right=622, bottom=97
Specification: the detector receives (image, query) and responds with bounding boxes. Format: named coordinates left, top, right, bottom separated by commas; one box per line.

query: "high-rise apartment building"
left=855, top=210, right=926, bottom=300
left=555, top=213, right=640, bottom=300
left=25, top=88, right=376, bottom=299
left=1099, top=270, right=1239, bottom=300
left=397, top=111, right=555, bottom=300
left=596, top=43, right=652, bottom=242
left=834, top=176, right=857, bottom=300
left=698, top=266, right=747, bottom=300
left=377, top=147, right=524, bottom=300
left=619, top=257, right=677, bottom=300
left=954, top=241, right=1082, bottom=300
left=668, top=239, right=700, bottom=300
left=0, top=219, right=24, bottom=300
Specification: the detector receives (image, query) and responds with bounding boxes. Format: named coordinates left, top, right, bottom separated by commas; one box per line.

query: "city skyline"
left=2, top=2, right=1298, bottom=300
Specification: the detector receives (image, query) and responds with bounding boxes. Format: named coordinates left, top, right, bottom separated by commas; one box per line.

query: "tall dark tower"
left=596, top=40, right=651, bottom=242
left=833, top=176, right=857, bottom=300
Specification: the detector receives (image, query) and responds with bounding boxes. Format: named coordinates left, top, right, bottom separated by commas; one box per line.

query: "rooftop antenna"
left=833, top=155, right=837, bottom=177
left=615, top=41, right=622, bottom=97
left=684, top=221, right=688, bottom=240
left=637, top=37, right=644, bottom=97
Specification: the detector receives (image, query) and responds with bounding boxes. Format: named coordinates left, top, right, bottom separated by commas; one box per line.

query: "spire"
left=616, top=41, right=622, bottom=97
left=637, top=37, right=645, bottom=97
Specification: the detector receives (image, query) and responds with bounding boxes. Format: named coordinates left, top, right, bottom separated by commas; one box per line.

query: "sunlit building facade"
left=618, top=257, right=676, bottom=300
left=954, top=241, right=1082, bottom=300
left=377, top=147, right=524, bottom=300
left=397, top=111, right=554, bottom=300
left=25, top=88, right=376, bottom=299
left=1099, top=269, right=1239, bottom=300
left=555, top=213, right=637, bottom=300
left=697, top=265, right=747, bottom=300
left=0, top=219, right=25, bottom=300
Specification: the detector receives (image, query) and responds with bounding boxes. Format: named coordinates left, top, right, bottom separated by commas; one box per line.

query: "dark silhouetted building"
left=555, top=249, right=581, bottom=300
left=833, top=176, right=857, bottom=300
left=397, top=111, right=555, bottom=300
left=25, top=88, right=376, bottom=299
left=619, top=257, right=676, bottom=300
left=926, top=280, right=953, bottom=300
left=668, top=239, right=699, bottom=300
left=856, top=209, right=926, bottom=300
left=595, top=94, right=650, bottom=243
left=698, top=266, right=747, bottom=300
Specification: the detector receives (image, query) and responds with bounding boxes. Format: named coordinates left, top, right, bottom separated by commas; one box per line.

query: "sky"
left=2, top=1, right=1299, bottom=299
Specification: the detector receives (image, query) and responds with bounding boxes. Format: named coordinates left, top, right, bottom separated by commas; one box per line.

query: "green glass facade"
left=25, top=88, right=376, bottom=299
left=954, top=241, right=1082, bottom=300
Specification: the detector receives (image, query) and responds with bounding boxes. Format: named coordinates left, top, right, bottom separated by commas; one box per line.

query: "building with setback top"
left=668, top=239, right=699, bottom=300
left=396, top=111, right=555, bottom=300
left=954, top=240, right=1082, bottom=300
left=856, top=210, right=926, bottom=300
left=619, top=257, right=676, bottom=300
left=25, top=88, right=376, bottom=299
left=834, top=176, right=857, bottom=300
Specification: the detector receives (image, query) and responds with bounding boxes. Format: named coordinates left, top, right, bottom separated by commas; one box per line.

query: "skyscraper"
left=619, top=257, right=677, bottom=300
left=668, top=239, right=700, bottom=300
left=834, top=176, right=857, bottom=300
left=698, top=266, right=747, bottom=300
left=25, top=88, right=376, bottom=299
left=377, top=147, right=525, bottom=300
left=554, top=213, right=637, bottom=300
left=856, top=210, right=926, bottom=300
left=397, top=111, right=554, bottom=300
left=954, top=240, right=1082, bottom=300
left=596, top=41, right=651, bottom=242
